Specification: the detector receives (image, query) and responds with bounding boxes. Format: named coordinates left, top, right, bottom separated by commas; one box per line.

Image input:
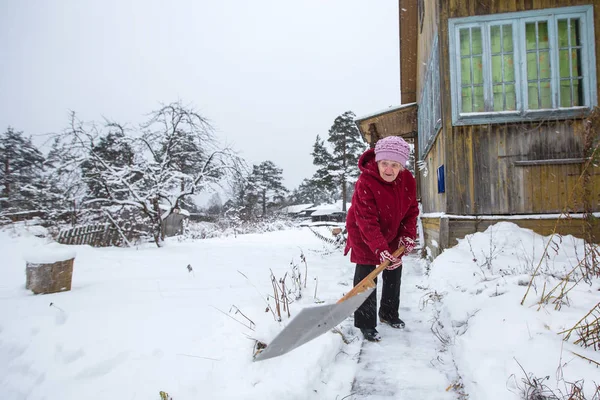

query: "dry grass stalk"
left=537, top=258, right=587, bottom=311
left=570, top=351, right=600, bottom=369
left=300, top=250, right=308, bottom=288
left=522, top=108, right=600, bottom=306
left=268, top=270, right=293, bottom=321
left=269, top=271, right=282, bottom=321
left=561, top=302, right=600, bottom=351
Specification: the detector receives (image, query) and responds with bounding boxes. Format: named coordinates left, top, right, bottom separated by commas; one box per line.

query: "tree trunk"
left=152, top=198, right=165, bottom=247
left=342, top=177, right=347, bottom=212
left=3, top=158, right=9, bottom=198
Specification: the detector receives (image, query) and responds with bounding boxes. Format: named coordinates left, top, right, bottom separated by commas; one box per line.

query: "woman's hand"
left=399, top=237, right=416, bottom=254
left=379, top=250, right=402, bottom=270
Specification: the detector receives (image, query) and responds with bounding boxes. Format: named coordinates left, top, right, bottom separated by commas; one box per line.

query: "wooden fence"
left=57, top=223, right=138, bottom=247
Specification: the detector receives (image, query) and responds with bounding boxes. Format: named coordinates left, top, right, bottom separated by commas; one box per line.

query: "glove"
left=379, top=250, right=402, bottom=270
left=399, top=237, right=416, bottom=254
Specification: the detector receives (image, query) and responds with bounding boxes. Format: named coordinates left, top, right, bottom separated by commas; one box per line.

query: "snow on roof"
left=354, top=102, right=417, bottom=122
left=305, top=201, right=351, bottom=216
left=282, top=203, right=314, bottom=213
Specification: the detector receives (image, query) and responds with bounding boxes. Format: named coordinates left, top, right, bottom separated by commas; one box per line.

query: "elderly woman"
left=344, top=135, right=419, bottom=342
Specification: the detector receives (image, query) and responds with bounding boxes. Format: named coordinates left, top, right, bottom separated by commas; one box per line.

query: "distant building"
left=281, top=203, right=314, bottom=219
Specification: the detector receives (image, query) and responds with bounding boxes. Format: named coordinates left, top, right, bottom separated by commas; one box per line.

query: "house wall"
left=420, top=130, right=447, bottom=213
left=415, top=0, right=446, bottom=213
left=437, top=0, right=600, bottom=215
left=400, top=1, right=419, bottom=103
left=416, top=0, right=440, bottom=98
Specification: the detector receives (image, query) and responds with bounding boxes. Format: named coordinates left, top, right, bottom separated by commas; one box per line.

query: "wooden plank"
left=67, top=227, right=74, bottom=245
left=513, top=158, right=588, bottom=166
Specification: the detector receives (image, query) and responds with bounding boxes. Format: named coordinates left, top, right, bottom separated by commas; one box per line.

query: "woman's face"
left=377, top=160, right=403, bottom=182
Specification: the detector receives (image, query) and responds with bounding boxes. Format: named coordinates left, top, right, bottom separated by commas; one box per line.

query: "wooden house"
left=356, top=1, right=600, bottom=257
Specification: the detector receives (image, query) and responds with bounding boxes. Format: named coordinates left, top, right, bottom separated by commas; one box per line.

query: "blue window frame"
left=437, top=165, right=445, bottom=193
left=448, top=5, right=597, bottom=126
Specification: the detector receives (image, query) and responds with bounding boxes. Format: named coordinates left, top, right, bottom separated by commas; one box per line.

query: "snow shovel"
left=253, top=246, right=406, bottom=362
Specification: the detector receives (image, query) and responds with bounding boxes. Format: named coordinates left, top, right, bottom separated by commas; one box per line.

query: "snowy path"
left=344, top=254, right=454, bottom=400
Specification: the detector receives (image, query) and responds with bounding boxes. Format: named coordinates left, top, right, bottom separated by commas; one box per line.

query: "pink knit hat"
left=374, top=136, right=410, bottom=166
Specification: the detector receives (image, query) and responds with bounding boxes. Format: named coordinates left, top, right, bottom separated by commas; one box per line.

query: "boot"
left=360, top=328, right=381, bottom=342
left=379, top=316, right=405, bottom=329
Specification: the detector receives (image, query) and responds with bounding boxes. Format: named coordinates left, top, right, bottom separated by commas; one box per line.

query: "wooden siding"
left=436, top=0, right=600, bottom=215
left=446, top=0, right=599, bottom=19
left=445, top=120, right=600, bottom=214
left=421, top=216, right=448, bottom=258
left=399, top=0, right=419, bottom=103
left=416, top=0, right=440, bottom=99
left=420, top=128, right=446, bottom=213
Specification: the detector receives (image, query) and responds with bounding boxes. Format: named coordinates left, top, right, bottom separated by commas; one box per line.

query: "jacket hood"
left=358, top=149, right=391, bottom=184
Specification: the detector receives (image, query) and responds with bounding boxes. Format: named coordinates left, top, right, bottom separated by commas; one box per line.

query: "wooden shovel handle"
left=337, top=246, right=406, bottom=304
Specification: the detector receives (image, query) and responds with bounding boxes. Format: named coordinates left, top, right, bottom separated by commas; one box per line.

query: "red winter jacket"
left=344, top=148, right=419, bottom=265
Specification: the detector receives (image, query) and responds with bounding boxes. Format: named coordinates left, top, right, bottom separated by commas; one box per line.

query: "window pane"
left=472, top=28, right=482, bottom=54
left=493, top=85, right=504, bottom=111
left=558, top=20, right=569, bottom=47
left=473, top=86, right=485, bottom=112
left=460, top=28, right=471, bottom=56
left=539, top=51, right=550, bottom=79
left=491, top=26, right=501, bottom=53
left=573, top=49, right=581, bottom=77
left=504, top=55, right=514, bottom=81
left=574, top=78, right=583, bottom=106
left=492, top=55, right=502, bottom=83
left=505, top=84, right=516, bottom=110
left=538, top=22, right=549, bottom=49
left=559, top=49, right=570, bottom=78
left=571, top=19, right=581, bottom=46
left=472, top=56, right=483, bottom=84
left=560, top=81, right=572, bottom=107
left=461, top=58, right=472, bottom=85
left=527, top=52, right=538, bottom=79
left=528, top=83, right=539, bottom=109
left=526, top=23, right=536, bottom=50
left=540, top=81, right=552, bottom=108
left=461, top=87, right=473, bottom=112
left=558, top=19, right=569, bottom=47
left=503, top=25, right=513, bottom=52
left=561, top=78, right=585, bottom=107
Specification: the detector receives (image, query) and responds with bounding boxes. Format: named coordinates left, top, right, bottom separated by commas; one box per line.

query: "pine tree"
left=0, top=127, right=46, bottom=212
left=327, top=111, right=365, bottom=211
left=248, top=161, right=288, bottom=217
left=81, top=124, right=137, bottom=201
left=310, top=112, right=366, bottom=210
left=310, top=135, right=336, bottom=202
left=289, top=178, right=332, bottom=206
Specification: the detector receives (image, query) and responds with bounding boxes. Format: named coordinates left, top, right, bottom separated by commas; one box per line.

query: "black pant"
left=353, top=263, right=403, bottom=329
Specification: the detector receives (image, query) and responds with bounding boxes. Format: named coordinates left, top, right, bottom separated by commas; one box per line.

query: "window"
left=418, top=35, right=442, bottom=158
left=449, top=6, right=597, bottom=125
left=437, top=165, right=445, bottom=194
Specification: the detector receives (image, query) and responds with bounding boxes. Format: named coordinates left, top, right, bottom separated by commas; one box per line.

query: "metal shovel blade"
left=253, top=288, right=374, bottom=362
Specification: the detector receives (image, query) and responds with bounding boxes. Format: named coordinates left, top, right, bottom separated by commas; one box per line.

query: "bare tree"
left=54, top=102, right=244, bottom=246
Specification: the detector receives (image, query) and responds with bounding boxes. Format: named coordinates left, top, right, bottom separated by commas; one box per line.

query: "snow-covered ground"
left=1, top=221, right=599, bottom=399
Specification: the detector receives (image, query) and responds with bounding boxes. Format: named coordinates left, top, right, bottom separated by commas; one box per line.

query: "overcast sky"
left=0, top=1, right=400, bottom=191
